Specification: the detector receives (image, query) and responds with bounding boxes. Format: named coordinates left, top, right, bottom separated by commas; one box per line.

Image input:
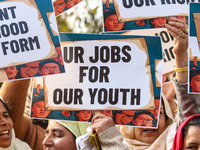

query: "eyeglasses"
left=42, top=66, right=59, bottom=71
left=136, top=117, right=153, bottom=124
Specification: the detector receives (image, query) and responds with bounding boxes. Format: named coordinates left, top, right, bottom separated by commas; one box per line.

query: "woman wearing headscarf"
left=0, top=98, right=32, bottom=150
left=172, top=114, right=200, bottom=150
left=43, top=120, right=90, bottom=150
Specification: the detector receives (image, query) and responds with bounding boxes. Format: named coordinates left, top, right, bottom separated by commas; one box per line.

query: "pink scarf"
left=172, top=114, right=200, bottom=150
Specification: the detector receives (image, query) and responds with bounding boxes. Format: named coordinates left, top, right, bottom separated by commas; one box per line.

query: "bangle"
left=173, top=109, right=178, bottom=115
left=174, top=66, right=188, bottom=72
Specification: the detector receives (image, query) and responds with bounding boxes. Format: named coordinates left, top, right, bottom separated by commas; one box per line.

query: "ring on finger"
left=179, top=33, right=185, bottom=38
left=184, top=28, right=188, bottom=34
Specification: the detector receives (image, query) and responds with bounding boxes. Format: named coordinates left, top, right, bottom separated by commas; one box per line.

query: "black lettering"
left=109, top=89, right=119, bottom=105
left=122, top=0, right=133, bottom=8
left=1, top=41, right=9, bottom=55
left=53, top=89, right=62, bottom=104
left=64, top=46, right=84, bottom=63
left=131, top=89, right=140, bottom=105
left=98, top=88, right=107, bottom=104
left=99, top=66, right=109, bottom=82
left=100, top=46, right=110, bottom=63
left=1, top=24, right=10, bottom=37
left=10, top=40, right=20, bottom=53
left=122, top=45, right=131, bottom=62
left=19, top=38, right=29, bottom=52
left=28, top=36, right=40, bottom=50
left=111, top=46, right=120, bottom=62
left=10, top=23, right=19, bottom=35
left=89, top=66, right=98, bottom=82
left=19, top=21, right=29, bottom=34
left=79, top=66, right=88, bottom=83
left=74, top=89, right=83, bottom=104
left=89, top=88, right=98, bottom=104
left=89, top=46, right=99, bottom=63
left=120, top=89, right=130, bottom=105
left=63, top=89, right=73, bottom=104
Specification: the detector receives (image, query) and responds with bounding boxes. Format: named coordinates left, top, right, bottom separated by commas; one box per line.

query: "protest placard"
left=0, top=0, right=64, bottom=82
left=31, top=76, right=160, bottom=127
left=0, top=0, right=59, bottom=68
left=189, top=3, right=200, bottom=93
left=102, top=0, right=189, bottom=32
left=113, top=0, right=192, bottom=22
left=38, top=33, right=162, bottom=111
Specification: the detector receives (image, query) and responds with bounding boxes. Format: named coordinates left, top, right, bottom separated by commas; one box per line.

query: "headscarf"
left=172, top=114, right=200, bottom=150
left=55, top=120, right=90, bottom=138
left=120, top=93, right=174, bottom=150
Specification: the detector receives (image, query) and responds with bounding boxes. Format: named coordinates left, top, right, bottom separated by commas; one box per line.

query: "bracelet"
left=174, top=66, right=188, bottom=72
left=173, top=109, right=178, bottom=115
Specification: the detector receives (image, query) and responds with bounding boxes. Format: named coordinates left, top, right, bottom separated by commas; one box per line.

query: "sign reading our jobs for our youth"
left=113, top=0, right=198, bottom=22
left=43, top=33, right=163, bottom=111
left=0, top=0, right=59, bottom=68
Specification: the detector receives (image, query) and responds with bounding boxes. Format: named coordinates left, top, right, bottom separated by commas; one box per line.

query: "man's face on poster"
left=101, top=110, right=113, bottom=118
left=105, top=14, right=124, bottom=31
left=134, top=114, right=153, bottom=127
left=32, top=101, right=50, bottom=118
left=136, top=20, right=145, bottom=26
left=190, top=74, right=200, bottom=92
left=77, top=110, right=92, bottom=121
left=151, top=17, right=167, bottom=28
left=61, top=111, right=70, bottom=117
left=5, top=66, right=18, bottom=80
left=175, top=16, right=187, bottom=23
left=39, top=63, right=61, bottom=75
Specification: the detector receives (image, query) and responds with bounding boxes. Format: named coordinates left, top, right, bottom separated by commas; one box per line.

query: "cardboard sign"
left=189, top=3, right=200, bottom=93
left=41, top=33, right=162, bottom=111
left=0, top=0, right=59, bottom=68
left=102, top=0, right=189, bottom=32
left=30, top=76, right=160, bottom=127
left=113, top=0, right=192, bottom=22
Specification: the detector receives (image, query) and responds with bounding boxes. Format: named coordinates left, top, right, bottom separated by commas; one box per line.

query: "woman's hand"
left=165, top=17, right=188, bottom=83
left=91, top=113, right=115, bottom=135
left=165, top=17, right=188, bottom=57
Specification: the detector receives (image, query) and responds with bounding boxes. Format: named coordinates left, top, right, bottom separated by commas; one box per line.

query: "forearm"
left=99, top=126, right=130, bottom=150
left=173, top=78, right=200, bottom=124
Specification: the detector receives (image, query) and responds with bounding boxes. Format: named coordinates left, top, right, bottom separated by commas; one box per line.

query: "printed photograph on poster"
left=41, top=33, right=163, bottom=111
left=0, top=0, right=64, bottom=82
left=53, top=0, right=83, bottom=16
left=30, top=76, right=161, bottom=127
left=102, top=0, right=188, bottom=32
left=189, top=3, right=200, bottom=93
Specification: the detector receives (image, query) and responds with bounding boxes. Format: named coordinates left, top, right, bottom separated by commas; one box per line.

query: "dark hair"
left=0, top=98, right=10, bottom=114
left=182, top=116, right=200, bottom=140
left=39, top=59, right=64, bottom=72
left=134, top=110, right=157, bottom=127
left=103, top=10, right=117, bottom=23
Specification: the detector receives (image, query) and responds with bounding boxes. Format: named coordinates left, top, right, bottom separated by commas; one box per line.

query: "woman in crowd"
left=172, top=114, right=200, bottom=150
left=43, top=120, right=89, bottom=150
left=0, top=97, right=31, bottom=150
left=0, top=79, right=89, bottom=150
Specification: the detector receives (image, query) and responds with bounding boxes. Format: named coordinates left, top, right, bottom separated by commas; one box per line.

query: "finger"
left=166, top=24, right=185, bottom=40
left=91, top=113, right=106, bottom=124
left=168, top=17, right=188, bottom=33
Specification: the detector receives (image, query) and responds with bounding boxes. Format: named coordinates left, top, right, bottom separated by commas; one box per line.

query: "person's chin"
left=141, top=129, right=158, bottom=142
